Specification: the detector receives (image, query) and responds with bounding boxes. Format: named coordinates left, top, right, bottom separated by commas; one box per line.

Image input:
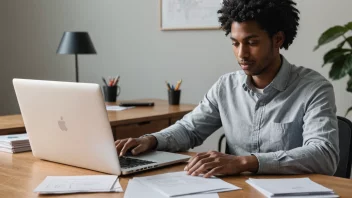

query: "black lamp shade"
left=57, top=32, right=96, bottom=54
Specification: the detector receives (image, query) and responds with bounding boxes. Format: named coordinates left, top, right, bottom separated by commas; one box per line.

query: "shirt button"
left=260, top=102, right=265, bottom=106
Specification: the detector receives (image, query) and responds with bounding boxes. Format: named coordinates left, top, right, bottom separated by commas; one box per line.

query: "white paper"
left=0, top=133, right=29, bottom=143
left=106, top=105, right=134, bottom=111
left=134, top=171, right=240, bottom=197
left=109, top=179, right=124, bottom=192
left=34, top=175, right=122, bottom=194
left=0, top=146, right=31, bottom=153
left=161, top=0, right=222, bottom=29
left=246, top=178, right=338, bottom=198
left=269, top=195, right=338, bottom=198
left=0, top=133, right=31, bottom=153
left=124, top=179, right=219, bottom=198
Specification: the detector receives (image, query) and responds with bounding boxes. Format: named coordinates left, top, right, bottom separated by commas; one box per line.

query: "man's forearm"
left=152, top=122, right=195, bottom=152
left=252, top=143, right=338, bottom=175
left=237, top=155, right=259, bottom=173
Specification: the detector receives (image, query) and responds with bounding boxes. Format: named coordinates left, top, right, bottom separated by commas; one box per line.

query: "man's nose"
left=238, top=44, right=249, bottom=59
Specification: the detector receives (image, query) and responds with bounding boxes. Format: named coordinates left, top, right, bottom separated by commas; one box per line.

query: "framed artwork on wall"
left=160, top=0, right=222, bottom=30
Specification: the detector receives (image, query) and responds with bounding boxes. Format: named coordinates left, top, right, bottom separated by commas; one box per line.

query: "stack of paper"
left=34, top=175, right=123, bottom=194
left=0, top=133, right=31, bottom=153
left=246, top=178, right=339, bottom=198
left=124, top=171, right=241, bottom=198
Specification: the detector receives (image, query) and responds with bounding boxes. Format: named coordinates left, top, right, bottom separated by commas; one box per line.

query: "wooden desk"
left=1, top=152, right=352, bottom=198
left=0, top=99, right=196, bottom=140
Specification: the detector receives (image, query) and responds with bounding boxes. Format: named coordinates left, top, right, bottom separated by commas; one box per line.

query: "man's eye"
left=248, top=41, right=258, bottom=46
left=232, top=42, right=239, bottom=47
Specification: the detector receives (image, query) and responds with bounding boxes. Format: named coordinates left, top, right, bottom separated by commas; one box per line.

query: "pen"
left=166, top=81, right=172, bottom=90
left=108, top=78, right=114, bottom=86
left=175, top=79, right=182, bottom=90
left=165, top=81, right=170, bottom=90
left=102, top=77, right=108, bottom=86
left=113, top=75, right=119, bottom=86
left=116, top=75, right=120, bottom=85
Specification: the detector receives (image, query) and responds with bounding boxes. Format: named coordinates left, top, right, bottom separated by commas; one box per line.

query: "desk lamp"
left=57, top=32, right=97, bottom=82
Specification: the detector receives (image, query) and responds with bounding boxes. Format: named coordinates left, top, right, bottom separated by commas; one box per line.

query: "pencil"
left=165, top=81, right=171, bottom=90
left=102, top=77, right=108, bottom=86
left=113, top=75, right=120, bottom=86
left=175, top=79, right=182, bottom=90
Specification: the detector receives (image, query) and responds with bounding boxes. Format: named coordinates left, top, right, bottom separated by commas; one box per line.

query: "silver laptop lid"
left=13, top=79, right=121, bottom=175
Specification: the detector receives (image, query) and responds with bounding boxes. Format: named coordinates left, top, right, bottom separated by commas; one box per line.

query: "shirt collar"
left=242, top=55, right=292, bottom=92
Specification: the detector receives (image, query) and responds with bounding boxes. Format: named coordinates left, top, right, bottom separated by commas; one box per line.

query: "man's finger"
left=184, top=152, right=208, bottom=171
left=191, top=161, right=219, bottom=176
left=119, top=138, right=138, bottom=156
left=187, top=152, right=207, bottom=162
left=115, top=139, right=127, bottom=152
left=204, top=167, right=223, bottom=178
left=185, top=153, right=210, bottom=173
left=115, top=139, right=128, bottom=153
left=186, top=153, right=209, bottom=170
left=187, top=158, right=214, bottom=175
left=131, top=144, right=144, bottom=155
left=114, top=139, right=122, bottom=146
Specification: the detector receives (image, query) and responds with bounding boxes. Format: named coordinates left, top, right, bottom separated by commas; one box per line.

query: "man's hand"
left=115, top=136, right=157, bottom=156
left=184, top=151, right=259, bottom=178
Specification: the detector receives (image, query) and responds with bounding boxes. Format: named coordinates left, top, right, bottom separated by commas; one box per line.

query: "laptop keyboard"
left=119, top=156, right=156, bottom=169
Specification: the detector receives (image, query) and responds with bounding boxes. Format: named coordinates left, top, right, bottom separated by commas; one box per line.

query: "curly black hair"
left=218, top=0, right=300, bottom=50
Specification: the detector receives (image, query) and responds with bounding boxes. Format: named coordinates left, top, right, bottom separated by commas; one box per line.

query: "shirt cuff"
left=149, top=132, right=169, bottom=150
left=251, top=152, right=279, bottom=174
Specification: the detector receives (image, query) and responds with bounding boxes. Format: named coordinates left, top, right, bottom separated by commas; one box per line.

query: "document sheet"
left=124, top=179, right=219, bottom=198
left=246, top=178, right=339, bottom=197
left=0, top=133, right=31, bottom=153
left=133, top=171, right=241, bottom=197
left=34, top=175, right=122, bottom=194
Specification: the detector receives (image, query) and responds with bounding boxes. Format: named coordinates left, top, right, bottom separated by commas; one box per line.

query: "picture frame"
left=160, top=0, right=222, bottom=31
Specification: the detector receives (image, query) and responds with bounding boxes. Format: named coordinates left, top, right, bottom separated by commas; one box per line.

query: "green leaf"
left=322, top=48, right=350, bottom=66
left=347, top=76, right=352, bottom=92
left=346, top=36, right=352, bottom=47
left=345, top=21, right=352, bottom=30
left=345, top=106, right=352, bottom=117
left=337, top=40, right=345, bottom=48
left=344, top=54, right=352, bottom=75
left=336, top=36, right=352, bottom=48
left=313, top=45, right=320, bottom=51
left=314, top=26, right=348, bottom=51
left=329, top=55, right=347, bottom=80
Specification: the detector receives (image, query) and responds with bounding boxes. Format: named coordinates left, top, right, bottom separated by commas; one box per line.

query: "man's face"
left=230, top=21, right=276, bottom=76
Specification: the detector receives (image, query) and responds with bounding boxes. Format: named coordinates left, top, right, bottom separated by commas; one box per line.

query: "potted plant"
left=314, top=21, right=352, bottom=115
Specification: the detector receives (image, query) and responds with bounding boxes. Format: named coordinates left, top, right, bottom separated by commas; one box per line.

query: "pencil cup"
left=168, top=90, right=181, bottom=105
left=103, top=86, right=121, bottom=102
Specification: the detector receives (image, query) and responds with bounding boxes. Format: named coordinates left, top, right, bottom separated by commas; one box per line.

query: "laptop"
left=13, top=78, right=190, bottom=175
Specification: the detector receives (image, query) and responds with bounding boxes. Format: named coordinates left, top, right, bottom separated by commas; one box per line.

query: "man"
left=115, top=0, right=339, bottom=177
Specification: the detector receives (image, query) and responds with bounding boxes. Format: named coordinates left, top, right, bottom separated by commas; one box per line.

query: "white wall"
left=1, top=0, right=351, bottom=152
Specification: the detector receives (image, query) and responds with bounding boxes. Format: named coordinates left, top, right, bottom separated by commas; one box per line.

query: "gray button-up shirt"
left=152, top=56, right=339, bottom=175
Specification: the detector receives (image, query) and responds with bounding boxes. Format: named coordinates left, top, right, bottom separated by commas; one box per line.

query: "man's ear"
left=273, top=31, right=285, bottom=49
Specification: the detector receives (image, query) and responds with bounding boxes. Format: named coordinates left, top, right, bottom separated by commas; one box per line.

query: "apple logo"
left=58, top=116, right=68, bottom=131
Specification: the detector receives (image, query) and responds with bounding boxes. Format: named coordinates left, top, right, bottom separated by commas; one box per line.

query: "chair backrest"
left=218, top=133, right=226, bottom=153
left=334, top=116, right=352, bottom=178
left=218, top=116, right=352, bottom=178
